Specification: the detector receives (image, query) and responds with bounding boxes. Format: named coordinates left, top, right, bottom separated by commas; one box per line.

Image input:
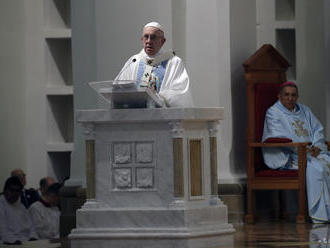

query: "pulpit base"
left=70, top=205, right=234, bottom=248
left=70, top=227, right=234, bottom=248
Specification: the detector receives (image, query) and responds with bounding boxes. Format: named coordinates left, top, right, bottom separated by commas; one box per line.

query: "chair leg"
left=296, top=188, right=306, bottom=223
left=279, top=190, right=290, bottom=220
left=273, top=190, right=281, bottom=220
left=245, top=186, right=255, bottom=224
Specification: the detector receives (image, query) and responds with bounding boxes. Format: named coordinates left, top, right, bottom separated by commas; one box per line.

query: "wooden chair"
left=243, top=44, right=308, bottom=224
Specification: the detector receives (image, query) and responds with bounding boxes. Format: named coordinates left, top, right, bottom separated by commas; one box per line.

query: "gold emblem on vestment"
left=292, top=120, right=309, bottom=137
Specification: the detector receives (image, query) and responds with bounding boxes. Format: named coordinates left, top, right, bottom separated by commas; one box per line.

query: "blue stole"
left=136, top=60, right=168, bottom=93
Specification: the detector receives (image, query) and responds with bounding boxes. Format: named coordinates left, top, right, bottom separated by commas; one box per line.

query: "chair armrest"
left=264, top=137, right=292, bottom=143
left=249, top=142, right=310, bottom=148
left=248, top=142, right=308, bottom=173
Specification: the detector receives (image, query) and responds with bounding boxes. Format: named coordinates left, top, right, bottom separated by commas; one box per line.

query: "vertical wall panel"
left=189, top=140, right=202, bottom=196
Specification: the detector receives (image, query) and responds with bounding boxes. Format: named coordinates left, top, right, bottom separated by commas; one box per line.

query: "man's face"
left=4, top=185, right=22, bottom=204
left=278, top=86, right=298, bottom=111
left=141, top=27, right=166, bottom=56
left=12, top=169, right=26, bottom=186
left=41, top=177, right=55, bottom=195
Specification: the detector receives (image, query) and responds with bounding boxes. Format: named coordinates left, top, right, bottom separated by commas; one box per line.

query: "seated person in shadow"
left=0, top=176, right=38, bottom=245
left=262, top=81, right=330, bottom=224
left=11, top=169, right=39, bottom=209
left=38, top=177, right=55, bottom=198
left=29, top=183, right=61, bottom=239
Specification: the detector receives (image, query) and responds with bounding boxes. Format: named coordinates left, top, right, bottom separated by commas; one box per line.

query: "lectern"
left=69, top=81, right=234, bottom=248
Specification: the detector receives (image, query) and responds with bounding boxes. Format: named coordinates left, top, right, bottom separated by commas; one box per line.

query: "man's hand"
left=308, top=146, right=321, bottom=157
left=148, top=79, right=157, bottom=93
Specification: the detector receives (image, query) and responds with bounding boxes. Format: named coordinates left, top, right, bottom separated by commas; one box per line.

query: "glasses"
left=142, top=34, right=162, bottom=41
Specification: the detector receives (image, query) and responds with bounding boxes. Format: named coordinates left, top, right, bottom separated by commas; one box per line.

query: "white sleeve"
left=29, top=204, right=45, bottom=239
left=0, top=203, right=16, bottom=243
left=0, top=204, right=17, bottom=243
left=159, top=56, right=193, bottom=107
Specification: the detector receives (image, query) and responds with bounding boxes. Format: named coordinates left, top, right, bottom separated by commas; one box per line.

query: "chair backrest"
left=255, top=83, right=281, bottom=142
left=244, top=44, right=290, bottom=173
left=253, top=83, right=281, bottom=171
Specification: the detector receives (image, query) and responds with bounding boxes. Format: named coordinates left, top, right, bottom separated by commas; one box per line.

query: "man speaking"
left=115, top=22, right=193, bottom=107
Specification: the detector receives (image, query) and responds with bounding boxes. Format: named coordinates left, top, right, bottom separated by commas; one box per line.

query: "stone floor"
left=62, top=222, right=330, bottom=247
left=233, top=221, right=329, bottom=248
left=4, top=221, right=328, bottom=248
left=65, top=222, right=329, bottom=248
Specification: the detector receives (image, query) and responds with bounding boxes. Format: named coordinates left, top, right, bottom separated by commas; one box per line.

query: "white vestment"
left=29, top=201, right=60, bottom=239
left=115, top=49, right=193, bottom=107
left=0, top=195, right=37, bottom=243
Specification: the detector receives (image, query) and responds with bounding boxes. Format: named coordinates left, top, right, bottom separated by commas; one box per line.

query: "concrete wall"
left=0, top=0, right=27, bottom=188
left=0, top=0, right=48, bottom=189
left=296, top=0, right=327, bottom=130
left=229, top=0, right=256, bottom=180
left=24, top=1, right=48, bottom=189
left=69, top=0, right=97, bottom=186
left=184, top=0, right=233, bottom=184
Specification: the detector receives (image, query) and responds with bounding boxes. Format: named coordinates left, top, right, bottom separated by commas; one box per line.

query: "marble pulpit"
left=70, top=106, right=234, bottom=248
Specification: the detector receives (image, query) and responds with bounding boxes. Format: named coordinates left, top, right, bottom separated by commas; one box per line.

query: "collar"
left=276, top=100, right=300, bottom=115
left=139, top=49, right=174, bottom=66
left=40, top=197, right=51, bottom=208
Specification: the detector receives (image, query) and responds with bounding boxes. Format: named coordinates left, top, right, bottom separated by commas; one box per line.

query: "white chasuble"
left=115, top=49, right=193, bottom=107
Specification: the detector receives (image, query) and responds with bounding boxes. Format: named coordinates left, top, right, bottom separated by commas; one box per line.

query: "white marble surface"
left=70, top=107, right=234, bottom=248
left=71, top=235, right=233, bottom=248
left=76, top=107, right=224, bottom=123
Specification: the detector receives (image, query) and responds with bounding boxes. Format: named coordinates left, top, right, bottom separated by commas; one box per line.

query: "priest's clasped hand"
left=307, top=146, right=321, bottom=158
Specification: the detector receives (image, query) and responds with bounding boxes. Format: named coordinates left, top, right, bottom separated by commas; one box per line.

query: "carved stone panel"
left=113, top=143, right=131, bottom=164
left=113, top=168, right=132, bottom=189
left=136, top=167, right=154, bottom=188
left=135, top=142, right=153, bottom=163
left=111, top=141, right=155, bottom=191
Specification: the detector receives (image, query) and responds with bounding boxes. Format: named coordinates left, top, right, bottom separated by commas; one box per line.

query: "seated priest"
left=0, top=176, right=38, bottom=245
left=115, top=21, right=193, bottom=107
left=29, top=183, right=61, bottom=239
left=262, top=81, right=330, bottom=223
left=38, top=176, right=55, bottom=198
left=11, top=169, right=39, bottom=209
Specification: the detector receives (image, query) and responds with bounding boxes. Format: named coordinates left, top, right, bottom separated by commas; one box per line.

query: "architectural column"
left=80, top=123, right=97, bottom=209
left=169, top=121, right=185, bottom=206
left=208, top=121, right=222, bottom=205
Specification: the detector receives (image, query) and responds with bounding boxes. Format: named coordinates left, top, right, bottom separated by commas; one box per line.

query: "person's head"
left=278, top=81, right=299, bottom=111
left=11, top=169, right=26, bottom=186
left=44, top=183, right=61, bottom=207
left=3, top=176, right=23, bottom=204
left=39, top=177, right=55, bottom=197
left=141, top=22, right=166, bottom=57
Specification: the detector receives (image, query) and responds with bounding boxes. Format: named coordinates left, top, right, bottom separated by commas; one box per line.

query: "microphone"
left=115, top=58, right=137, bottom=80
